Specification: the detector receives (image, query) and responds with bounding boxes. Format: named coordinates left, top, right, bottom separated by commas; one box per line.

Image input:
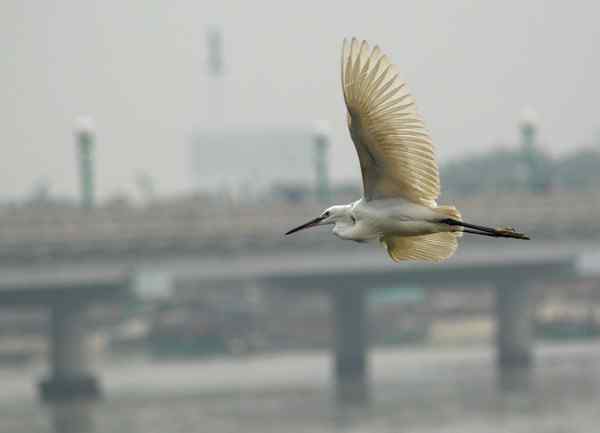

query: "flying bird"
left=286, top=38, right=529, bottom=262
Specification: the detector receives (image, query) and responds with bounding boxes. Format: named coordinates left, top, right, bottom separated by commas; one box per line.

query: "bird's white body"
left=286, top=38, right=528, bottom=262
left=329, top=199, right=450, bottom=242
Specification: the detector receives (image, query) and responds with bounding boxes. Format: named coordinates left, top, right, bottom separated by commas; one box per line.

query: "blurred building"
left=191, top=127, right=317, bottom=201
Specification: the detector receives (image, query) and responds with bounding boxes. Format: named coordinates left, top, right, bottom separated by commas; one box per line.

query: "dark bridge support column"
left=332, top=287, right=369, bottom=406
left=495, top=282, right=533, bottom=392
left=39, top=303, right=99, bottom=432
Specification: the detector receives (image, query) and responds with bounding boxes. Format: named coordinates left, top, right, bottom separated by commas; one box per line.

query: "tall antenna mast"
left=207, top=28, right=225, bottom=127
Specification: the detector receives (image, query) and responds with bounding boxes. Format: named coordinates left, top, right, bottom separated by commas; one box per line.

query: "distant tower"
left=207, top=29, right=224, bottom=76
left=520, top=108, right=537, bottom=155
left=313, top=121, right=331, bottom=204
left=519, top=108, right=547, bottom=193
left=136, top=172, right=156, bottom=203
left=74, top=115, right=95, bottom=210
left=207, top=28, right=225, bottom=127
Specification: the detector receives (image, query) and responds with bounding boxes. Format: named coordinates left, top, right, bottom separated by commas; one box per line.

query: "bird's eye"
left=323, top=211, right=330, bottom=218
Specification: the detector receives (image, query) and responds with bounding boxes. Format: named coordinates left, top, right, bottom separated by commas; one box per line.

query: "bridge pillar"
left=39, top=303, right=100, bottom=403
left=332, top=287, right=369, bottom=405
left=495, top=282, right=533, bottom=392
left=48, top=401, right=95, bottom=433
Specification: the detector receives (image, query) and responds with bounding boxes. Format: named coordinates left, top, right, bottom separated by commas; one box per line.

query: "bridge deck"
left=0, top=267, right=131, bottom=306
left=173, top=243, right=579, bottom=291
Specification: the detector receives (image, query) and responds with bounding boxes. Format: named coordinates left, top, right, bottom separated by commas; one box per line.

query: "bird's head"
left=285, top=205, right=352, bottom=235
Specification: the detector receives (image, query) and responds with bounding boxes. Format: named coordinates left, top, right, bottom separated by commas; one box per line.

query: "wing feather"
left=381, top=232, right=459, bottom=262
left=342, top=38, right=440, bottom=205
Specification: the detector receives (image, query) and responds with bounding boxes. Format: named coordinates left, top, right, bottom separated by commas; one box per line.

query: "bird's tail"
left=435, top=205, right=463, bottom=237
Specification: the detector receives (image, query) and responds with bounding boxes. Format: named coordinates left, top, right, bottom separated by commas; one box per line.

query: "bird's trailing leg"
left=441, top=219, right=530, bottom=240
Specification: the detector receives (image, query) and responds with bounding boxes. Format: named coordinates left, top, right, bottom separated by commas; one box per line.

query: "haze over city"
left=4, top=3, right=600, bottom=433
left=2, top=0, right=599, bottom=200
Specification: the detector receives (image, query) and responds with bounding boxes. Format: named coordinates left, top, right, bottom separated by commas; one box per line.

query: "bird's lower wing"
left=342, top=38, right=440, bottom=205
left=380, top=232, right=459, bottom=262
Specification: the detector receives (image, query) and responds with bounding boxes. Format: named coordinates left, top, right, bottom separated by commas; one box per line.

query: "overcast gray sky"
left=2, top=1, right=599, bottom=200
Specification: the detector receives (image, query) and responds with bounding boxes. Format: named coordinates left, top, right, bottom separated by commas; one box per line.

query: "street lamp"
left=74, top=115, right=96, bottom=210
left=519, top=107, right=538, bottom=152
left=518, top=108, right=543, bottom=193
left=313, top=121, right=331, bottom=204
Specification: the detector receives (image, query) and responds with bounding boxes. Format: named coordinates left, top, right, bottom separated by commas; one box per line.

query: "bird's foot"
left=495, top=227, right=530, bottom=240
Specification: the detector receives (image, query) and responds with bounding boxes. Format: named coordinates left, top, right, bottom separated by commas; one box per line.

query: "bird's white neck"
left=330, top=203, right=361, bottom=240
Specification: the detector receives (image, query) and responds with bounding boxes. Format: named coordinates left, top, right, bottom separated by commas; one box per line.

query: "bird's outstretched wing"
left=341, top=38, right=440, bottom=205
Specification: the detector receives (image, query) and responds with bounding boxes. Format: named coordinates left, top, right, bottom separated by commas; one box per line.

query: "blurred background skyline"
left=2, top=0, right=599, bottom=200
left=3, top=2, right=600, bottom=433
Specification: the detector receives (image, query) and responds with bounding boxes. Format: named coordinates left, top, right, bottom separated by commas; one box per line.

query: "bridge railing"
left=1, top=191, right=600, bottom=261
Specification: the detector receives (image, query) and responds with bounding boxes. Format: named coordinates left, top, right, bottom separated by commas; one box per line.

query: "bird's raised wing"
left=341, top=38, right=440, bottom=205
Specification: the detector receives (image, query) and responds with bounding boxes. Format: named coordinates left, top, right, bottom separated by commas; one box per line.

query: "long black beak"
left=285, top=215, right=326, bottom=235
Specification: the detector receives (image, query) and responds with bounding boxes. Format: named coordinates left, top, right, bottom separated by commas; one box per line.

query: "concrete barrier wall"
left=1, top=191, right=599, bottom=262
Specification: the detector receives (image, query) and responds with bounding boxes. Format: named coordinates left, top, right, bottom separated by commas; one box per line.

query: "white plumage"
left=286, top=38, right=529, bottom=262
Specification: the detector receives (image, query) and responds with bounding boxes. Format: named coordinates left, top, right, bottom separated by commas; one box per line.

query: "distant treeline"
left=440, top=145, right=600, bottom=196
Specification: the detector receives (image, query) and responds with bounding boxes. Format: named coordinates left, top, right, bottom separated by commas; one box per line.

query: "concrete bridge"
left=0, top=242, right=585, bottom=412
left=0, top=267, right=131, bottom=402
left=172, top=245, right=579, bottom=404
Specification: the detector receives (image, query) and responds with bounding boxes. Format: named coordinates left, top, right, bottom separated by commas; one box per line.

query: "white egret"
left=286, top=38, right=529, bottom=262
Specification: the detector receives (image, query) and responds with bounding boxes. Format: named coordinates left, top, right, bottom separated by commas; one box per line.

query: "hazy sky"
left=2, top=1, right=599, bottom=200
